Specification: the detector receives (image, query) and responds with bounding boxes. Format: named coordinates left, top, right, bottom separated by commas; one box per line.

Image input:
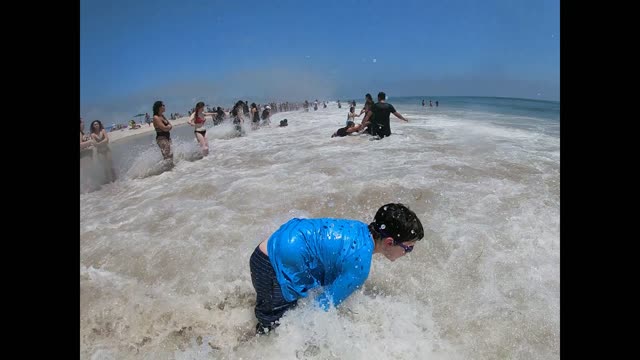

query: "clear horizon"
left=81, top=0, right=559, bottom=123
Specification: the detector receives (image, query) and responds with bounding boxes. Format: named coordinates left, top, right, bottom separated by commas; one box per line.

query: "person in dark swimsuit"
left=215, top=107, right=225, bottom=125
left=261, top=106, right=271, bottom=126
left=361, top=92, right=408, bottom=139
left=231, top=100, right=245, bottom=136
left=250, top=103, right=260, bottom=130
left=152, top=101, right=174, bottom=162
left=331, top=120, right=362, bottom=138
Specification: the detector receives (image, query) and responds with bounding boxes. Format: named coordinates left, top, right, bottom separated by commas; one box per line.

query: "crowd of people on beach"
left=81, top=92, right=440, bottom=336
left=80, top=92, right=430, bottom=193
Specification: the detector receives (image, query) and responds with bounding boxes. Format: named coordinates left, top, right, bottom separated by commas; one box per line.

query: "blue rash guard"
left=267, top=218, right=374, bottom=310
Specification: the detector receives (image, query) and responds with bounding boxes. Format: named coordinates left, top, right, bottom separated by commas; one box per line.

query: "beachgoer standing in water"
left=152, top=101, right=174, bottom=163
left=188, top=101, right=210, bottom=156
left=361, top=92, right=408, bottom=139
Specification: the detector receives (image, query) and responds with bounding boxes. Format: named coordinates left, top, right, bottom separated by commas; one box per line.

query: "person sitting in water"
left=331, top=120, right=362, bottom=138
left=279, top=119, right=288, bottom=127
left=249, top=203, right=424, bottom=334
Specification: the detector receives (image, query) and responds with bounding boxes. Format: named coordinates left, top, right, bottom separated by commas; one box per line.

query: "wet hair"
left=153, top=101, right=164, bottom=116
left=346, top=121, right=355, bottom=128
left=90, top=120, right=104, bottom=134
left=349, top=106, right=355, bottom=113
left=378, top=92, right=386, bottom=101
left=365, top=93, right=372, bottom=100
left=231, top=100, right=243, bottom=117
left=251, top=102, right=257, bottom=109
left=195, top=101, right=205, bottom=113
left=368, top=203, right=424, bottom=243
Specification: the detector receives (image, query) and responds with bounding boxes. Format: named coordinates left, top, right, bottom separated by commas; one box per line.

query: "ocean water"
left=80, top=96, right=560, bottom=359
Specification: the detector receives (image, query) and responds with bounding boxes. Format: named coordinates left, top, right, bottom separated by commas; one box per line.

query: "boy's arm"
left=315, top=253, right=371, bottom=310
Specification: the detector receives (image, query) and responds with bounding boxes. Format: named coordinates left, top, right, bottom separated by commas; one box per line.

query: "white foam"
left=81, top=101, right=559, bottom=359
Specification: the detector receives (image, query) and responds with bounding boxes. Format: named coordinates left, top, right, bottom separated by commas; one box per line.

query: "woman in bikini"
left=188, top=101, right=209, bottom=156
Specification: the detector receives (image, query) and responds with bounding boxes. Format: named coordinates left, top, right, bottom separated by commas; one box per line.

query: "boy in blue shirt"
left=249, top=203, right=424, bottom=334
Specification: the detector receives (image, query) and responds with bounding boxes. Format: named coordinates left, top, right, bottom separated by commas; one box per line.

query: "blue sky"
left=81, top=0, right=559, bottom=122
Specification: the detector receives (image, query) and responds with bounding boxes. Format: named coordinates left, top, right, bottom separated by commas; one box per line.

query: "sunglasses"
left=396, top=242, right=414, bottom=253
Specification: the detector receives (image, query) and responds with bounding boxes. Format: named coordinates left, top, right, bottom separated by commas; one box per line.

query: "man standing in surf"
left=361, top=92, right=408, bottom=139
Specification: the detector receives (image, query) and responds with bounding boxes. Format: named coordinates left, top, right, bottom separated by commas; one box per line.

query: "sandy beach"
left=107, top=116, right=193, bottom=143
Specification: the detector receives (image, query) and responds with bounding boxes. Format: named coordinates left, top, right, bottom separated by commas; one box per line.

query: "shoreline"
left=107, top=116, right=192, bottom=143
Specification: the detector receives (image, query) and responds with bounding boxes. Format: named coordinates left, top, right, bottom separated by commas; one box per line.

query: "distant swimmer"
left=361, top=91, right=408, bottom=139
left=422, top=99, right=425, bottom=107
left=261, top=105, right=272, bottom=126
left=429, top=100, right=433, bottom=107
left=251, top=103, right=260, bottom=130
left=243, top=100, right=250, bottom=117
left=436, top=100, right=439, bottom=107
left=337, top=100, right=342, bottom=108
left=231, top=100, right=245, bottom=136
left=249, top=203, right=424, bottom=334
